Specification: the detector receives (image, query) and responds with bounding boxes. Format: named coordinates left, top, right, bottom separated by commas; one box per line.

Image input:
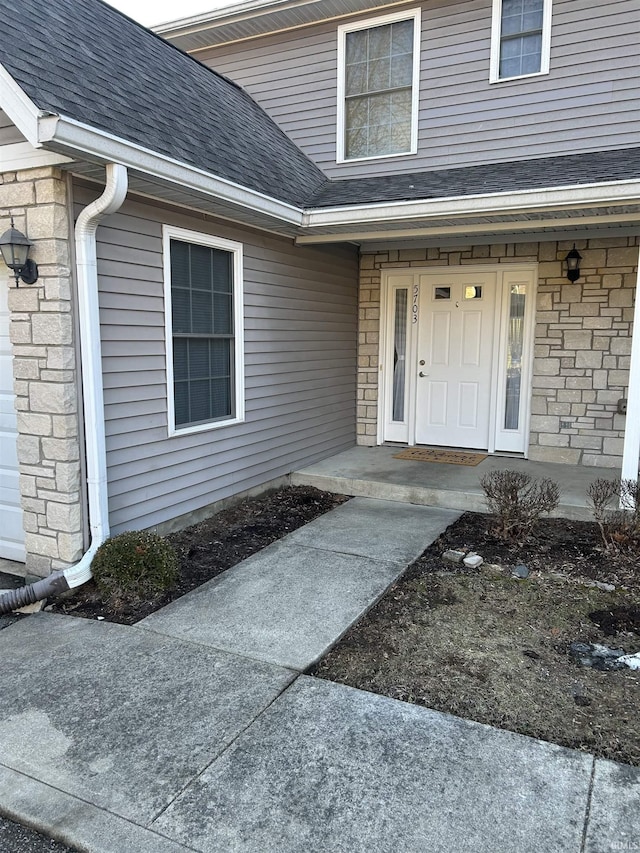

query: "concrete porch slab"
left=292, top=445, right=619, bottom=520
left=139, top=539, right=404, bottom=670
left=152, top=676, right=594, bottom=853
left=0, top=613, right=294, bottom=826
left=285, top=497, right=460, bottom=564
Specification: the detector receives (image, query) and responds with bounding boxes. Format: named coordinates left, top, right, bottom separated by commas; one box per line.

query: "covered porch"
left=297, top=156, right=640, bottom=489
left=292, top=445, right=619, bottom=521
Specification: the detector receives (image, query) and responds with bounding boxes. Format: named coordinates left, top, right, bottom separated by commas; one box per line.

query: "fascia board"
left=304, top=181, right=640, bottom=227
left=0, top=63, right=44, bottom=147
left=39, top=114, right=305, bottom=227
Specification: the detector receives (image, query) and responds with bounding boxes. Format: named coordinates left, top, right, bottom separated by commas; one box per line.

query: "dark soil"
left=310, top=511, right=640, bottom=767
left=0, top=815, right=78, bottom=853
left=48, top=486, right=347, bottom=625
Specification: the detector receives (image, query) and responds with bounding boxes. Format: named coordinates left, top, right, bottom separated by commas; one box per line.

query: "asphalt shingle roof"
left=2, top=0, right=639, bottom=214
left=310, top=148, right=640, bottom=208
left=0, top=0, right=327, bottom=207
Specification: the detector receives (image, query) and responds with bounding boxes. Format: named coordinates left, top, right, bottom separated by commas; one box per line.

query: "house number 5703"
left=412, top=285, right=419, bottom=324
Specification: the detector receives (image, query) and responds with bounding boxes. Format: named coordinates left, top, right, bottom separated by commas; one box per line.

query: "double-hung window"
left=163, top=226, right=244, bottom=435
left=337, top=9, right=420, bottom=162
left=490, top=0, right=552, bottom=82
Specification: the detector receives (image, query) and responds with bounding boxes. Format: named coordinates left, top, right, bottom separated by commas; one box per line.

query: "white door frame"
left=378, top=264, right=537, bottom=454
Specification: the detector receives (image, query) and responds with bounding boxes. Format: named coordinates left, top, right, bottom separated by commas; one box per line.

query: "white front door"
left=0, top=271, right=25, bottom=562
left=415, top=271, right=497, bottom=449
left=380, top=265, right=536, bottom=454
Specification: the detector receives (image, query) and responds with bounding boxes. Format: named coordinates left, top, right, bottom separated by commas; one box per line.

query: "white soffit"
left=156, top=0, right=414, bottom=51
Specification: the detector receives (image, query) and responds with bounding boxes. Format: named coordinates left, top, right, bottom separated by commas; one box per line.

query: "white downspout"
left=0, top=163, right=128, bottom=613
left=63, top=163, right=129, bottom=587
left=621, top=241, right=640, bottom=503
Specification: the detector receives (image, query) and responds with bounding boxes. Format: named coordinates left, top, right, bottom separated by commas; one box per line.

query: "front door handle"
left=419, top=371, right=428, bottom=378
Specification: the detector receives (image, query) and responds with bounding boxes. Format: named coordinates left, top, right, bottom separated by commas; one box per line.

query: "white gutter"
left=63, top=163, right=129, bottom=588
left=295, top=212, right=640, bottom=244
left=303, top=180, right=640, bottom=229
left=38, top=114, right=304, bottom=227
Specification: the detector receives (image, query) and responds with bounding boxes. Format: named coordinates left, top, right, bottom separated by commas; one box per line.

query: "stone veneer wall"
left=358, top=238, right=638, bottom=467
left=1, top=166, right=84, bottom=576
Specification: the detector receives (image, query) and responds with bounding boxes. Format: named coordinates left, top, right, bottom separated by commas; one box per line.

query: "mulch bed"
left=310, top=512, right=640, bottom=767
left=48, top=486, right=347, bottom=625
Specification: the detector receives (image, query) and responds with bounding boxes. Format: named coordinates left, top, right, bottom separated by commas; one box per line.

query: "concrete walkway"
left=0, top=498, right=637, bottom=853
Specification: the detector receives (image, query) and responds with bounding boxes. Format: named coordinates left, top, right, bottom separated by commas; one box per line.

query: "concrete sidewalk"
left=0, top=498, right=638, bottom=852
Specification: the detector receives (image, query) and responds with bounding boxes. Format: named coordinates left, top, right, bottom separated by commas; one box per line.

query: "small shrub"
left=92, top=530, right=178, bottom=604
left=480, top=469, right=560, bottom=544
left=587, top=478, right=640, bottom=553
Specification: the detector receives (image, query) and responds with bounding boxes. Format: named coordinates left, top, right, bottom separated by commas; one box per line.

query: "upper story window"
left=337, top=9, right=421, bottom=163
left=163, top=225, right=245, bottom=436
left=490, top=0, right=552, bottom=82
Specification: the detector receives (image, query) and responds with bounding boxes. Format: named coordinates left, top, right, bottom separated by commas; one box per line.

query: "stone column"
left=1, top=166, right=84, bottom=577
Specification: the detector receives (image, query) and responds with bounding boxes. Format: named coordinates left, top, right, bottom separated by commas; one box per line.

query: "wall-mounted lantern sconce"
left=564, top=245, right=582, bottom=283
left=0, top=218, right=39, bottom=287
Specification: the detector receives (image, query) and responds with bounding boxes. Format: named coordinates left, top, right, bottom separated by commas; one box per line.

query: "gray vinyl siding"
left=74, top=184, right=358, bottom=534
left=198, top=0, right=640, bottom=179
left=0, top=109, right=25, bottom=145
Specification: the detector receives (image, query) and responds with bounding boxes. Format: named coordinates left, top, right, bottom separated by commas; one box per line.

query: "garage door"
left=0, top=270, right=25, bottom=562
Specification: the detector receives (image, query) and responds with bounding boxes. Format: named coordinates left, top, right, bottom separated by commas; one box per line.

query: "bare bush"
left=587, top=477, right=640, bottom=553
left=480, top=470, right=560, bottom=544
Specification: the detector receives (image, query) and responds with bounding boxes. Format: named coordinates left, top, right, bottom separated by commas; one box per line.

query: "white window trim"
left=336, top=8, right=421, bottom=164
left=162, top=224, right=245, bottom=437
left=489, top=0, right=552, bottom=84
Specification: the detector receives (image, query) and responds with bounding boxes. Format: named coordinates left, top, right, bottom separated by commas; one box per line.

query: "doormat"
left=393, top=448, right=488, bottom=466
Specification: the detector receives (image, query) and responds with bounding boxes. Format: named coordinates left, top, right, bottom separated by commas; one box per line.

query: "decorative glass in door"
left=504, top=284, right=526, bottom=430
left=392, top=288, right=408, bottom=422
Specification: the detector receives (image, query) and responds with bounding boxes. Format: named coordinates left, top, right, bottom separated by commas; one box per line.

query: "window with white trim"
left=163, top=226, right=244, bottom=435
left=337, top=9, right=420, bottom=162
left=490, top=0, right=552, bottom=82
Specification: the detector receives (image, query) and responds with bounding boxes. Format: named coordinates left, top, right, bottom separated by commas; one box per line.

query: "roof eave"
left=297, top=183, right=640, bottom=242
left=303, top=180, right=640, bottom=227
left=37, top=113, right=305, bottom=228
left=4, top=69, right=640, bottom=244
left=155, top=0, right=411, bottom=52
